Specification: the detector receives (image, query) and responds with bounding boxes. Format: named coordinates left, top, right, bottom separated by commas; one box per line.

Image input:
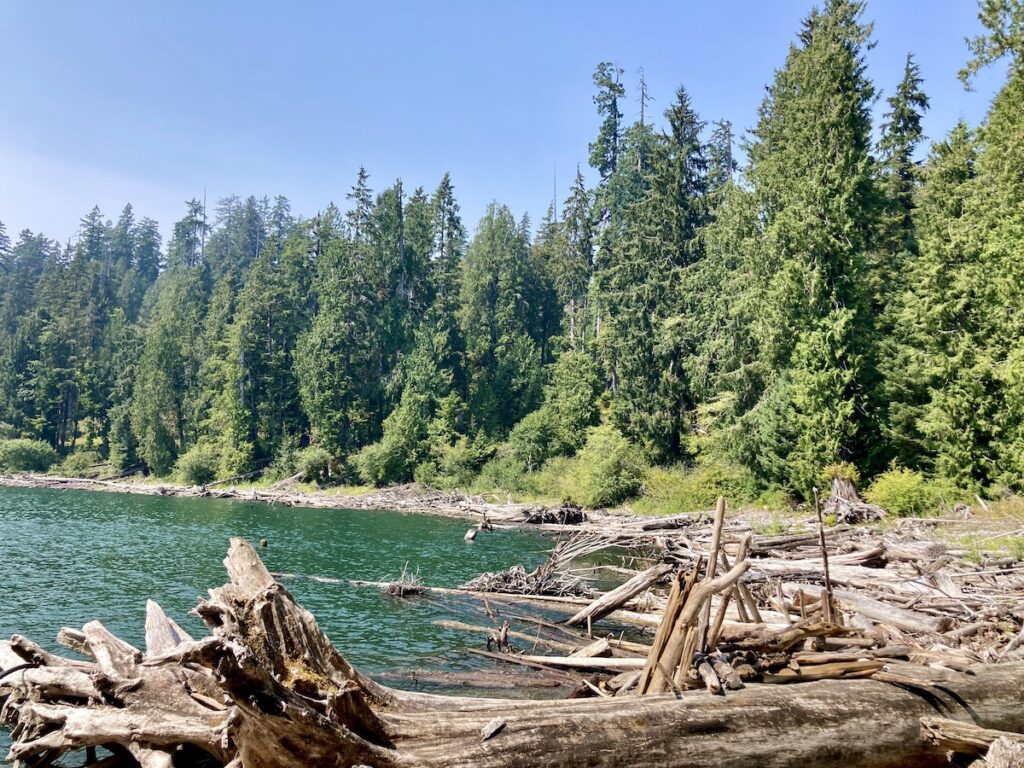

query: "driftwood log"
left=3, top=538, right=1024, bottom=768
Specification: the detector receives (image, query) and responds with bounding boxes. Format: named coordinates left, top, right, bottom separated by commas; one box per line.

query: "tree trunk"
left=3, top=538, right=1024, bottom=768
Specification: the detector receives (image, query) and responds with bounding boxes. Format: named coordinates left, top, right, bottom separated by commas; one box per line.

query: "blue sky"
left=0, top=1, right=1009, bottom=244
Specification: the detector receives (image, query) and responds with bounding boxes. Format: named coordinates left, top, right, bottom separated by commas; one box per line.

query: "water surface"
left=0, top=485, right=551, bottom=682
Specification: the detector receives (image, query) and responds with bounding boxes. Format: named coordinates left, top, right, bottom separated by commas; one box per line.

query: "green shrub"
left=865, top=467, right=959, bottom=518
left=356, top=394, right=432, bottom=487
left=58, top=450, right=103, bottom=478
left=296, top=446, right=331, bottom=483
left=634, top=460, right=762, bottom=516
left=174, top=443, right=219, bottom=486
left=217, top=441, right=254, bottom=479
left=567, top=425, right=647, bottom=508
left=0, top=422, right=18, bottom=440
left=526, top=456, right=575, bottom=500
left=473, top=455, right=529, bottom=493
left=412, top=459, right=439, bottom=487
left=417, top=435, right=495, bottom=490
left=0, top=439, right=58, bottom=473
left=507, top=409, right=555, bottom=471
left=354, top=441, right=391, bottom=486
left=756, top=487, right=795, bottom=512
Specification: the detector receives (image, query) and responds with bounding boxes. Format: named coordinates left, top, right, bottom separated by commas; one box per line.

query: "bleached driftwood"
left=3, top=539, right=1024, bottom=768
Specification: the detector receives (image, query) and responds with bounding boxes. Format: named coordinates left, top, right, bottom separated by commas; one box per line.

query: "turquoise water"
left=0, top=486, right=555, bottom=757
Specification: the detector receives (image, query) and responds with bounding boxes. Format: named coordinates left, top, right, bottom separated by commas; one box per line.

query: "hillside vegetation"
left=2, top=0, right=1023, bottom=513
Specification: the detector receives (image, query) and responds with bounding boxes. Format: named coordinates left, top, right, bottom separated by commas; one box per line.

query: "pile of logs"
left=4, top=538, right=1024, bottom=768
left=420, top=494, right=1024, bottom=710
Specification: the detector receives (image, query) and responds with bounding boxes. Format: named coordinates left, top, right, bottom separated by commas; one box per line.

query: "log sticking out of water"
left=3, top=539, right=1024, bottom=768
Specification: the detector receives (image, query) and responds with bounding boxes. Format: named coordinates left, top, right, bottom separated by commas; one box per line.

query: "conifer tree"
left=459, top=204, right=543, bottom=435
left=706, top=120, right=737, bottom=198
left=0, top=220, right=10, bottom=274
left=346, top=167, right=373, bottom=242
left=604, top=85, right=708, bottom=461
left=884, top=124, right=980, bottom=478
left=551, top=169, right=593, bottom=349
left=295, top=207, right=376, bottom=456
left=727, top=0, right=881, bottom=494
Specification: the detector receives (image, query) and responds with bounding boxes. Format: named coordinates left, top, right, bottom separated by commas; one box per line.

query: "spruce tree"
left=728, top=0, right=881, bottom=495
left=552, top=169, right=594, bottom=350
left=295, top=207, right=376, bottom=456
left=459, top=204, right=543, bottom=435
left=875, top=54, right=930, bottom=301
left=605, top=85, right=708, bottom=462
left=885, top=124, right=980, bottom=480
left=0, top=220, right=10, bottom=274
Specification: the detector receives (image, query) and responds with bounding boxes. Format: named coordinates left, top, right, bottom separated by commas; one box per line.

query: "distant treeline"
left=1, top=0, right=1022, bottom=504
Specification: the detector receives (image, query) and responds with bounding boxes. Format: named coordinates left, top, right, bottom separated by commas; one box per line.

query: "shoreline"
left=0, top=472, right=590, bottom=526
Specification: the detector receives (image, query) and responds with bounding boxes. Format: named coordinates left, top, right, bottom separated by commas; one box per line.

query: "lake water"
left=0, top=485, right=554, bottom=758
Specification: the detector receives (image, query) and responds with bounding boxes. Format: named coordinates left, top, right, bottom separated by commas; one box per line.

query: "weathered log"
left=783, top=584, right=953, bottom=634
left=984, top=738, right=1024, bottom=768
left=636, top=565, right=692, bottom=694
left=5, top=538, right=1024, bottom=768
left=564, top=562, right=672, bottom=626
left=920, top=716, right=1024, bottom=756
left=824, top=476, right=886, bottom=523
left=696, top=496, right=728, bottom=652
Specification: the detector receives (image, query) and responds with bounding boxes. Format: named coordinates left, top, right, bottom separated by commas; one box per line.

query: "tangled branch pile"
left=461, top=561, right=592, bottom=598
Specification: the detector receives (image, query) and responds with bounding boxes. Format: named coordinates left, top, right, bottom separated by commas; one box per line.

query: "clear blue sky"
left=0, top=1, right=1009, bottom=244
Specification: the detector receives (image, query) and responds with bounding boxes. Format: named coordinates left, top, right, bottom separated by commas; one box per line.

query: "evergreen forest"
left=2, top=0, right=1023, bottom=513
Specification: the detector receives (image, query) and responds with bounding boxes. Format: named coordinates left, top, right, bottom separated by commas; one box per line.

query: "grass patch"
left=752, top=511, right=792, bottom=536
left=955, top=533, right=1024, bottom=563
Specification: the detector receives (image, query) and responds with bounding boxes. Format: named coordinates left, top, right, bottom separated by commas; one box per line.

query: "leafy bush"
left=354, top=442, right=391, bottom=487
left=0, top=439, right=58, bottom=473
left=58, top=450, right=103, bottom=478
left=174, top=443, right=219, bottom=486
left=217, top=441, right=254, bottom=479
left=473, top=455, right=529, bottom=493
left=356, top=394, right=431, bottom=487
left=634, top=460, right=762, bottom=516
left=865, top=467, right=959, bottom=518
left=296, top=446, right=332, bottom=483
left=756, top=487, right=795, bottom=512
left=507, top=409, right=555, bottom=471
left=566, top=425, right=647, bottom=508
left=416, top=435, right=494, bottom=490
left=0, top=422, right=18, bottom=440
left=518, top=456, right=575, bottom=500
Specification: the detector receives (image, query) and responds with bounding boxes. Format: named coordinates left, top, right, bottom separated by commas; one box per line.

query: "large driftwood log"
left=565, top=562, right=672, bottom=626
left=4, top=538, right=1024, bottom=768
left=921, top=716, right=1024, bottom=756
